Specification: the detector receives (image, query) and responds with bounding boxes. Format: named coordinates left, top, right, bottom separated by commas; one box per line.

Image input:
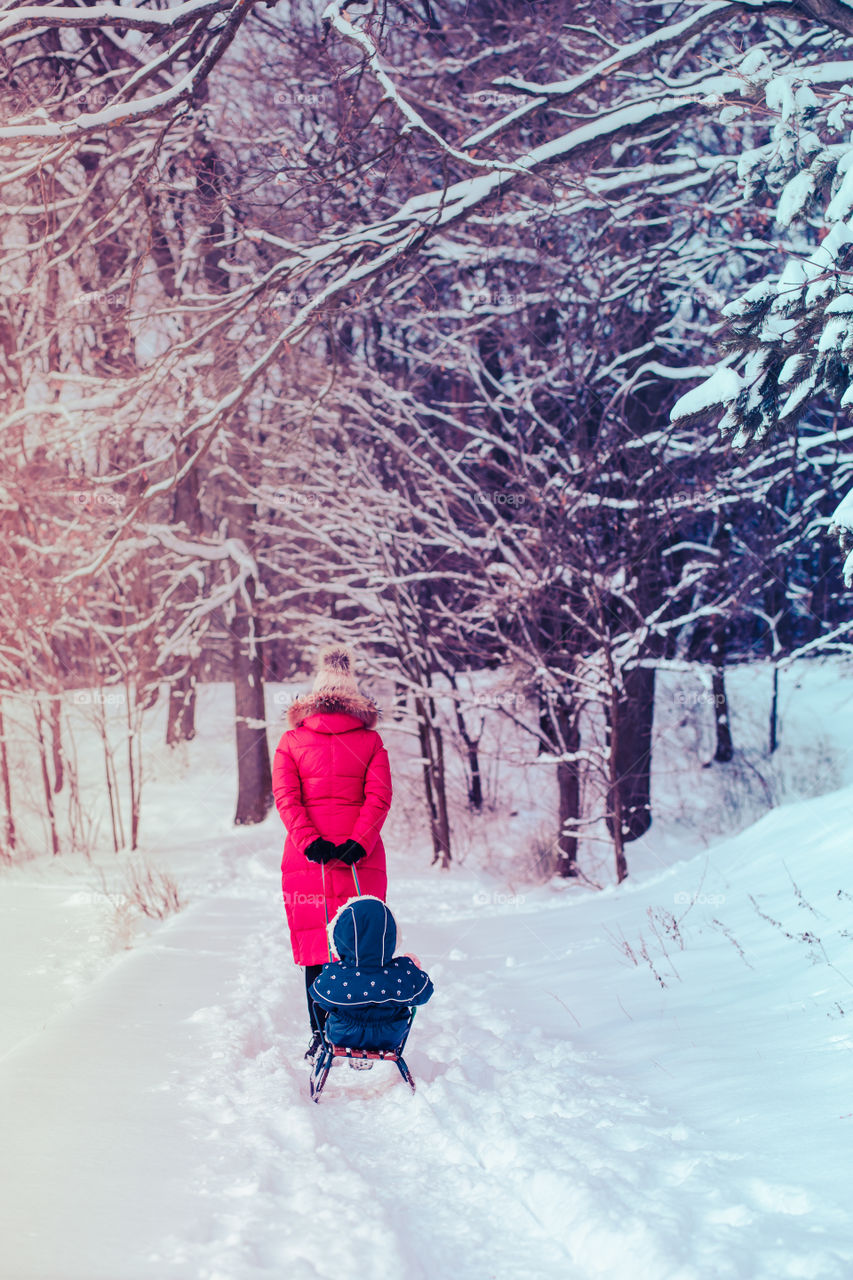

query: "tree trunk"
left=414, top=695, right=451, bottom=866
left=601, top=670, right=627, bottom=880
left=608, top=781, right=628, bottom=885
left=451, top=685, right=483, bottom=811
left=604, top=690, right=629, bottom=884
left=605, top=666, right=655, bottom=853
left=50, top=696, right=64, bottom=793
left=95, top=694, right=125, bottom=852
left=125, top=677, right=142, bottom=850
left=34, top=700, right=60, bottom=857
left=711, top=624, right=734, bottom=763
left=232, top=577, right=273, bottom=825
left=769, top=664, right=779, bottom=755
left=166, top=441, right=203, bottom=745
left=0, top=701, right=15, bottom=860
left=392, top=681, right=407, bottom=722
left=464, top=733, right=483, bottom=812
left=555, top=747, right=581, bottom=877
left=538, top=691, right=582, bottom=876
left=166, top=668, right=198, bottom=746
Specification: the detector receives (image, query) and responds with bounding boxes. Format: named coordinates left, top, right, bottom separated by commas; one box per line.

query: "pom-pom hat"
left=312, top=645, right=360, bottom=697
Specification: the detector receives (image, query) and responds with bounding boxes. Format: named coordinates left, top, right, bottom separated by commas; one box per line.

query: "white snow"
left=776, top=170, right=815, bottom=227
left=779, top=374, right=816, bottom=420
left=671, top=366, right=742, bottom=420
left=830, top=489, right=853, bottom=584
left=831, top=487, right=853, bottom=533
left=2, top=666, right=853, bottom=1278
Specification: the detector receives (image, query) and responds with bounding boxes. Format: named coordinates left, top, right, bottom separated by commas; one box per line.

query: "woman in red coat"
left=272, top=645, right=392, bottom=1053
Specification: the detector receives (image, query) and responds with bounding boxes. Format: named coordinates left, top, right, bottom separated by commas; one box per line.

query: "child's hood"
left=329, top=895, right=396, bottom=966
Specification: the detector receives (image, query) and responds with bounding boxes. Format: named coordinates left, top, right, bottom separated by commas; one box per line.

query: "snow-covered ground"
left=2, top=663, right=853, bottom=1279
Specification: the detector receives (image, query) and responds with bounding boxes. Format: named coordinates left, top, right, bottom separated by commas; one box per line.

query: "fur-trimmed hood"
left=286, top=689, right=379, bottom=731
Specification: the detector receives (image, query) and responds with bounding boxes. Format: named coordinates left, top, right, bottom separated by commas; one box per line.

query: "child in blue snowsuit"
left=310, top=895, right=433, bottom=1050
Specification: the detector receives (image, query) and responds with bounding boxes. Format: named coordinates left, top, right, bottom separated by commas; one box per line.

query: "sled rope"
left=321, top=861, right=332, bottom=961
left=320, top=859, right=363, bottom=962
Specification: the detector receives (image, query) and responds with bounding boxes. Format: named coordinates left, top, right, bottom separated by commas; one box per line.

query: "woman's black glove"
left=304, top=837, right=336, bottom=864
left=335, top=839, right=367, bottom=865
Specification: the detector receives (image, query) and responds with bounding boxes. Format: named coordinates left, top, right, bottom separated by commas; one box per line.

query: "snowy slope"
left=2, top=669, right=853, bottom=1279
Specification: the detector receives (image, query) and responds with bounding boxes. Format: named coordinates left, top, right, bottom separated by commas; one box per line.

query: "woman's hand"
left=304, top=837, right=337, bottom=863
left=334, top=839, right=367, bottom=865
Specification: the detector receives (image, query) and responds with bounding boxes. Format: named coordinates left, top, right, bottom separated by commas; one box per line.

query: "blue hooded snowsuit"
left=310, top=896, right=434, bottom=1050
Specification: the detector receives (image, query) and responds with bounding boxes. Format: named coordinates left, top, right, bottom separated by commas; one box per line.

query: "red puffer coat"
left=272, top=690, right=392, bottom=966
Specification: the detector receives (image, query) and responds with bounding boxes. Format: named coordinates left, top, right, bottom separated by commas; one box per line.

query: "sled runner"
left=309, top=1008, right=417, bottom=1103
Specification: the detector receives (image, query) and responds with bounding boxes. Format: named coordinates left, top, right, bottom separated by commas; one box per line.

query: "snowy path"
left=179, top=858, right=850, bottom=1280
left=3, top=826, right=853, bottom=1280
